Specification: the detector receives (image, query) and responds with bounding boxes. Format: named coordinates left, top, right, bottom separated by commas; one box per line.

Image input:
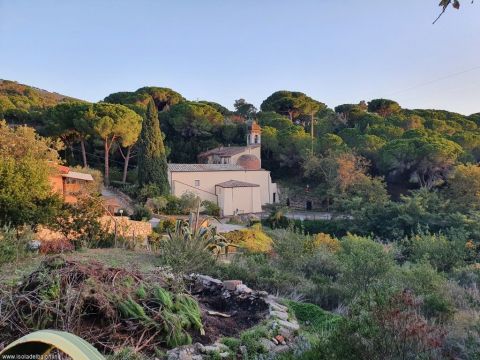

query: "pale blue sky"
left=1, top=1, right=480, bottom=114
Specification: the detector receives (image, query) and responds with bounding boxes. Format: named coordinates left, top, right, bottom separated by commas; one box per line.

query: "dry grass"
left=0, top=248, right=161, bottom=287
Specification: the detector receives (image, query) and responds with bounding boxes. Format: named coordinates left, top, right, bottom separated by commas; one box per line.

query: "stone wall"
left=36, top=216, right=152, bottom=244
left=278, top=184, right=324, bottom=211
left=99, top=216, right=152, bottom=241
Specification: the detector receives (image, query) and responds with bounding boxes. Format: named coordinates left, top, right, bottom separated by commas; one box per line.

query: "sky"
left=1, top=0, right=480, bottom=115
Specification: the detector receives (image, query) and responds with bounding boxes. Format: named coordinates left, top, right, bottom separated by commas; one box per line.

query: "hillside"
left=0, top=79, right=81, bottom=124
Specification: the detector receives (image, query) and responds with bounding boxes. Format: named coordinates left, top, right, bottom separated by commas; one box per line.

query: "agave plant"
left=160, top=205, right=238, bottom=273
left=169, top=212, right=237, bottom=257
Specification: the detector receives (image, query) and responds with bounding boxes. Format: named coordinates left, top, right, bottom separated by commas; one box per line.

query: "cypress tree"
left=137, top=98, right=170, bottom=195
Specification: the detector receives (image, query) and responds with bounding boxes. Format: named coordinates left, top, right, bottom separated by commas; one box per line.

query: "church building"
left=167, top=122, right=278, bottom=216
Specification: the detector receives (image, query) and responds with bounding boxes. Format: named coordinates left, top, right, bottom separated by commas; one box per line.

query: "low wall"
left=36, top=217, right=152, bottom=244
left=99, top=216, right=152, bottom=240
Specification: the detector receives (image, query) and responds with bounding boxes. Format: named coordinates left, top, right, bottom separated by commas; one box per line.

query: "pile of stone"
left=167, top=275, right=300, bottom=360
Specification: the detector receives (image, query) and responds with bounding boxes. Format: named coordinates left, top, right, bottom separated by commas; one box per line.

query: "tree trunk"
left=80, top=138, right=88, bottom=168
left=104, top=140, right=110, bottom=186
left=310, top=112, right=314, bottom=155
left=122, top=146, right=131, bottom=184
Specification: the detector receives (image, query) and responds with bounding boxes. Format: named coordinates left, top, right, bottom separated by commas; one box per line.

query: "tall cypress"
left=137, top=98, right=170, bottom=195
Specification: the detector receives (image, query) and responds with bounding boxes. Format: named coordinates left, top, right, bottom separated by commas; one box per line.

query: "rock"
left=167, top=347, right=196, bottom=360
left=194, top=343, right=205, bottom=353
left=223, top=280, right=243, bottom=291
left=277, top=319, right=300, bottom=331
left=213, top=342, right=229, bottom=352
left=235, top=284, right=252, bottom=294
left=239, top=345, right=248, bottom=356
left=260, top=338, right=277, bottom=351
left=196, top=274, right=223, bottom=286
left=27, top=240, right=41, bottom=251
left=273, top=344, right=290, bottom=353
left=270, top=310, right=289, bottom=321
left=275, top=335, right=285, bottom=344
left=279, top=326, right=293, bottom=339
left=219, top=352, right=230, bottom=358
left=201, top=345, right=221, bottom=354
left=257, top=290, right=269, bottom=297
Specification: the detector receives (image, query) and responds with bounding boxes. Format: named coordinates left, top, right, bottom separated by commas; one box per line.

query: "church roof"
left=216, top=180, right=260, bottom=188
left=168, top=163, right=245, bottom=172
left=198, top=145, right=260, bottom=159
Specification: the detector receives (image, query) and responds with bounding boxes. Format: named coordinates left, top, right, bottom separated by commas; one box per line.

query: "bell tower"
left=247, top=121, right=261, bottom=146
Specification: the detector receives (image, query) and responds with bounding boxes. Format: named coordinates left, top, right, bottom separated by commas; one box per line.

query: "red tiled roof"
left=168, top=164, right=245, bottom=172
left=198, top=145, right=260, bottom=159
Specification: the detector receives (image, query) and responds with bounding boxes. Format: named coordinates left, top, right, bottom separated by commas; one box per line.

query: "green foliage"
left=286, top=301, right=340, bottom=333
left=89, top=102, right=142, bottom=185
left=367, top=98, right=401, bottom=117
left=339, top=234, right=394, bottom=296
left=233, top=98, right=257, bottom=119
left=108, top=347, right=147, bottom=360
left=157, top=219, right=220, bottom=274
left=201, top=200, right=220, bottom=216
left=130, top=205, right=153, bottom=221
left=403, top=232, right=465, bottom=272
left=160, top=101, right=225, bottom=163
left=0, top=225, right=33, bottom=266
left=137, top=99, right=169, bottom=194
left=223, top=228, right=273, bottom=253
left=145, top=196, right=168, bottom=214
left=52, top=196, right=109, bottom=249
left=260, top=90, right=325, bottom=121
left=153, top=286, right=173, bottom=309
left=0, top=122, right=63, bottom=227
left=0, top=80, right=77, bottom=124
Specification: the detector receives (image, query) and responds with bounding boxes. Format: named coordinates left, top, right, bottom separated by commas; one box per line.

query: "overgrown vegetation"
left=0, top=256, right=203, bottom=356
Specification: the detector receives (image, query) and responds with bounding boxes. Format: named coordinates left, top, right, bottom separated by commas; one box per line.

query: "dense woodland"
left=1, top=77, right=480, bottom=359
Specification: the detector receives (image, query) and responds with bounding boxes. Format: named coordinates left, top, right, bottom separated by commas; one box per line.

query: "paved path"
left=149, top=217, right=245, bottom=233
left=101, top=187, right=134, bottom=213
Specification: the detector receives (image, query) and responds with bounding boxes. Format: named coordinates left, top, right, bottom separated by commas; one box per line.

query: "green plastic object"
left=0, top=330, right=105, bottom=360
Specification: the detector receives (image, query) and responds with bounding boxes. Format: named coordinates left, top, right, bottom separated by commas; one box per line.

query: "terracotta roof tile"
left=168, top=164, right=245, bottom=172
left=198, top=145, right=260, bottom=158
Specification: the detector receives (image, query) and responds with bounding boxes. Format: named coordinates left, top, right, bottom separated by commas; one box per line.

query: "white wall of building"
left=169, top=169, right=277, bottom=207
left=216, top=186, right=262, bottom=216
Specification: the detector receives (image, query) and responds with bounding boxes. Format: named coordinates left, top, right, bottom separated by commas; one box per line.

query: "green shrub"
left=139, top=184, right=162, bottom=202
left=224, top=228, right=273, bottom=253
left=110, top=182, right=139, bottom=200
left=107, top=347, right=147, bottom=360
left=286, top=301, right=341, bottom=333
left=0, top=225, right=32, bottom=266
left=339, top=234, right=394, bottom=297
left=157, top=221, right=216, bottom=274
left=130, top=205, right=152, bottom=221
left=145, top=196, right=168, bottom=214
left=403, top=231, right=465, bottom=272
left=154, top=217, right=176, bottom=234
left=201, top=200, right=220, bottom=216
left=164, top=195, right=183, bottom=215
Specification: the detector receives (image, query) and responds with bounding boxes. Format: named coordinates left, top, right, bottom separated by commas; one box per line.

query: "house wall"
left=216, top=186, right=262, bottom=216
left=49, top=174, right=64, bottom=195
left=48, top=175, right=90, bottom=203
left=170, top=169, right=277, bottom=206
